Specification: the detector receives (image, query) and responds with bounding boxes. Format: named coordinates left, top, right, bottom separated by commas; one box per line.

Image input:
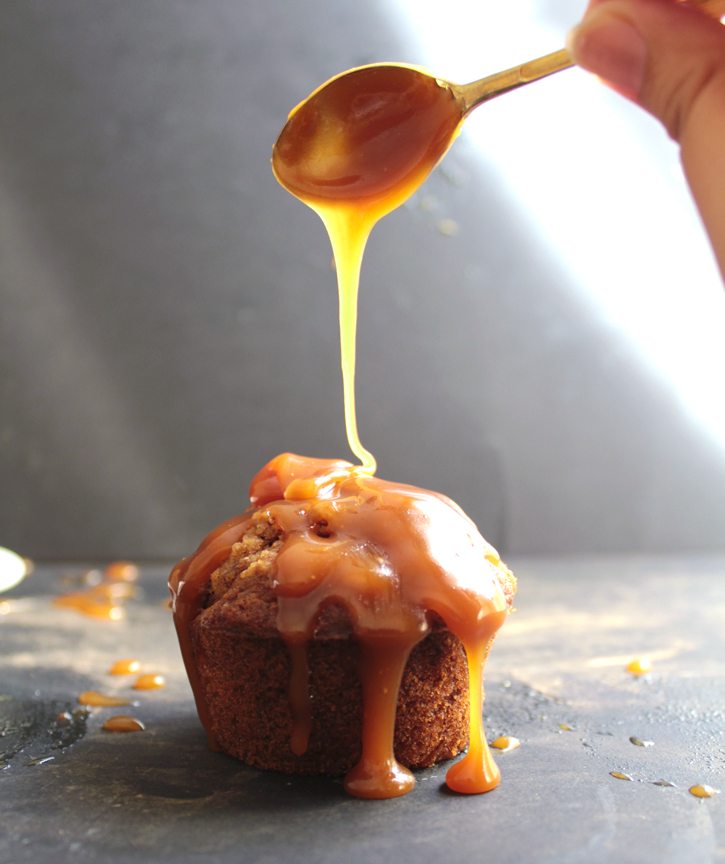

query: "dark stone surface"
left=1, top=560, right=723, bottom=863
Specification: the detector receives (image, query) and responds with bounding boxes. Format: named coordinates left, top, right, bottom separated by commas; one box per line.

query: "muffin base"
left=190, top=622, right=470, bottom=775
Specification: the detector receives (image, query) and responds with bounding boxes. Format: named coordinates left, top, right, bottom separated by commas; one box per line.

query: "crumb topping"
left=207, top=513, right=282, bottom=603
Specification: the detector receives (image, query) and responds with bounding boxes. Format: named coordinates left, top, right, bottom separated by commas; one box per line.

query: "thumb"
left=568, top=0, right=725, bottom=140
left=569, top=0, right=725, bottom=141
left=568, top=0, right=725, bottom=277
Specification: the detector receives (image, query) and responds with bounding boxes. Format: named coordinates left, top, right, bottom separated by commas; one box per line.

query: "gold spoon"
left=273, top=0, right=723, bottom=204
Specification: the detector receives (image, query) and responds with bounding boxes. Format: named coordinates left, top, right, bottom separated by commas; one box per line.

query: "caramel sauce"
left=78, top=691, right=130, bottom=707
left=170, top=453, right=512, bottom=799
left=108, top=658, right=141, bottom=676
left=272, top=64, right=461, bottom=205
left=132, top=673, right=166, bottom=690
left=102, top=715, right=145, bottom=733
left=272, top=65, right=463, bottom=473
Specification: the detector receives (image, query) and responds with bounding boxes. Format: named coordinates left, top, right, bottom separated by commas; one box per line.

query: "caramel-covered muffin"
left=169, top=453, right=516, bottom=799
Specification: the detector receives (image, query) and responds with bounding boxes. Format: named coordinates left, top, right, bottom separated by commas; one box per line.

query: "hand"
left=568, top=0, right=725, bottom=279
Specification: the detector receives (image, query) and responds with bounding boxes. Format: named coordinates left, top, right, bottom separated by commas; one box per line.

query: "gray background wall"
left=1, top=0, right=724, bottom=560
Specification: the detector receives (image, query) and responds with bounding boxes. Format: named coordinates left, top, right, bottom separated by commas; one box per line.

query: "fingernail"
left=567, top=13, right=647, bottom=100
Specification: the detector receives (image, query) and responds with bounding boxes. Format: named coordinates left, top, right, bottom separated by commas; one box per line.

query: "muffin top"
left=191, top=452, right=516, bottom=644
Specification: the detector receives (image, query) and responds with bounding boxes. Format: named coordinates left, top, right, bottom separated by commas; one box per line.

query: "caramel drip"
left=316, top=204, right=377, bottom=474
left=272, top=65, right=463, bottom=474
left=344, top=635, right=416, bottom=799
left=445, top=628, right=504, bottom=794
left=283, top=635, right=313, bottom=756
left=169, top=510, right=255, bottom=744
left=170, top=453, right=512, bottom=798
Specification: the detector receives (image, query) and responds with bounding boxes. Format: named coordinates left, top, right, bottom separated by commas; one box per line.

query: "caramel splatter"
left=132, top=674, right=165, bottom=690
left=108, top=658, right=141, bottom=676
left=78, top=691, right=130, bottom=707
left=105, top=561, right=140, bottom=583
left=626, top=657, right=651, bottom=677
left=689, top=784, right=720, bottom=799
left=102, top=716, right=145, bottom=733
left=54, top=565, right=137, bottom=620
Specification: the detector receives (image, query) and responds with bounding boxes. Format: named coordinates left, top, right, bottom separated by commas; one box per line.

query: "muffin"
left=169, top=452, right=516, bottom=799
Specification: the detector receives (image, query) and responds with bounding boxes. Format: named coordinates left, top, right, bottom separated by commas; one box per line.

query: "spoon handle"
left=456, top=0, right=724, bottom=113
left=456, top=49, right=571, bottom=113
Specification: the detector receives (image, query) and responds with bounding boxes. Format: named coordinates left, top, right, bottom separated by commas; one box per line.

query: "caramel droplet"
left=626, top=657, right=652, bottom=676
left=610, top=771, right=634, bottom=781
left=78, top=691, right=130, bottom=707
left=629, top=736, right=654, bottom=748
left=689, top=784, right=720, bottom=799
left=108, top=658, right=141, bottom=676
left=489, top=736, right=520, bottom=752
left=105, top=561, right=140, bottom=583
left=559, top=723, right=574, bottom=732
left=102, top=715, right=145, bottom=733
left=132, top=673, right=165, bottom=690
left=54, top=593, right=124, bottom=620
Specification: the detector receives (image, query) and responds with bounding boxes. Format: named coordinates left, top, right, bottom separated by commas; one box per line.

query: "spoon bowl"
left=272, top=0, right=723, bottom=206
